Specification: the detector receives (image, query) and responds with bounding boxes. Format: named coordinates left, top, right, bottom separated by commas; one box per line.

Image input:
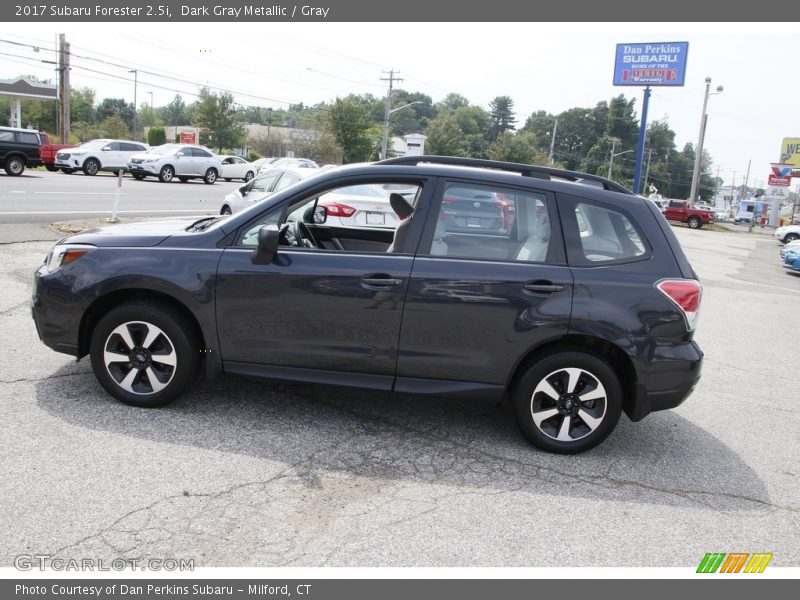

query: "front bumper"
left=31, top=266, right=83, bottom=358
left=128, top=162, right=160, bottom=175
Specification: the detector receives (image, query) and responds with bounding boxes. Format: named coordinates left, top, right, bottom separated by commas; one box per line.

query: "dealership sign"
left=769, top=163, right=793, bottom=186
left=613, top=42, right=689, bottom=86
left=781, top=138, right=800, bottom=167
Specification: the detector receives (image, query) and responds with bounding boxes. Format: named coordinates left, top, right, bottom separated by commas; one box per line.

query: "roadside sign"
left=768, top=174, right=791, bottom=186
left=613, top=42, right=689, bottom=86
left=766, top=186, right=790, bottom=198
left=781, top=138, right=800, bottom=167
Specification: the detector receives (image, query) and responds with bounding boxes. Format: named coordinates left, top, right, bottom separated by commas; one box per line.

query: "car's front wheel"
left=220, top=205, right=232, bottom=215
left=687, top=216, right=702, bottom=229
left=83, top=158, right=100, bottom=176
left=512, top=350, right=622, bottom=454
left=89, top=303, right=200, bottom=408
left=158, top=165, right=174, bottom=183
left=132, top=173, right=146, bottom=180
left=244, top=171, right=254, bottom=182
left=203, top=168, right=218, bottom=184
left=784, top=233, right=800, bottom=243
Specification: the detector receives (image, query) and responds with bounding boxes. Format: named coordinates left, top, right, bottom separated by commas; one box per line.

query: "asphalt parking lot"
left=0, top=220, right=798, bottom=568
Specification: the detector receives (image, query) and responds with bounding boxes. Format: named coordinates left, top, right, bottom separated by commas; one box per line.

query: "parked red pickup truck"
left=38, top=132, right=75, bottom=172
left=662, top=199, right=715, bottom=229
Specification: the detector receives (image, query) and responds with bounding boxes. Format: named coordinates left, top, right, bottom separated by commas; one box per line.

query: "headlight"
left=44, top=244, right=95, bottom=273
left=71, top=151, right=86, bottom=156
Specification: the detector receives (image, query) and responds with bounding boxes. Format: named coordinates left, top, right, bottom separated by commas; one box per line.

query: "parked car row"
left=776, top=225, right=800, bottom=274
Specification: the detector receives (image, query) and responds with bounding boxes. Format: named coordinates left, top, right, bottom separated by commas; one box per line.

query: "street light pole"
left=689, top=77, right=723, bottom=204
left=380, top=101, right=422, bottom=160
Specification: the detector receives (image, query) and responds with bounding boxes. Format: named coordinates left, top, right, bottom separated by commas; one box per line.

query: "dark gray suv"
left=32, top=156, right=704, bottom=453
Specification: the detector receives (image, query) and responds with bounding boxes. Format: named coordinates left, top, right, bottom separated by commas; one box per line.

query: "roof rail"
left=375, top=155, right=633, bottom=195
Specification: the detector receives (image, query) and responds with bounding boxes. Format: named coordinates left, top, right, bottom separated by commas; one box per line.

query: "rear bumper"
left=627, top=340, right=704, bottom=422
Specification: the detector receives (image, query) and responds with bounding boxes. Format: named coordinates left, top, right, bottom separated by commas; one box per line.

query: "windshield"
left=148, top=144, right=182, bottom=155
left=79, top=139, right=111, bottom=150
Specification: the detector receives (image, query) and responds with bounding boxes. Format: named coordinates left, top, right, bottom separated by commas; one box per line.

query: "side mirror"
left=239, top=184, right=248, bottom=196
left=313, top=205, right=327, bottom=224
left=251, top=224, right=280, bottom=265
left=176, top=152, right=184, bottom=158
left=102, top=146, right=112, bottom=151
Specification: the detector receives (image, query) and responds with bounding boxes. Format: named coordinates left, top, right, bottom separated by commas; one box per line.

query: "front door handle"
left=361, top=275, right=403, bottom=289
left=523, top=281, right=565, bottom=294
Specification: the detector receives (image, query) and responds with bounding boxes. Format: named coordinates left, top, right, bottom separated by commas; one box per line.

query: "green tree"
left=425, top=114, right=468, bottom=157
left=160, top=94, right=189, bottom=126
left=148, top=126, right=167, bottom=146
left=327, top=98, right=374, bottom=163
left=193, top=88, right=246, bottom=152
left=70, top=87, right=96, bottom=124
left=487, top=132, right=546, bottom=164
left=96, top=98, right=136, bottom=132
left=436, top=93, right=470, bottom=114
left=606, top=94, right=639, bottom=148
left=98, top=115, right=131, bottom=139
left=488, top=96, right=516, bottom=139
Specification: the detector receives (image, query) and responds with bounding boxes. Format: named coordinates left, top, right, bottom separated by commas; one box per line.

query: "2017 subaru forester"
left=32, top=156, right=703, bottom=453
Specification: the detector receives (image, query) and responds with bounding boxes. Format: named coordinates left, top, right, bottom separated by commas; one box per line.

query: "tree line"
left=0, top=79, right=718, bottom=199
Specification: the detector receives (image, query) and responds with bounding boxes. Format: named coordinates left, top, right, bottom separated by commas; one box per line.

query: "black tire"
left=83, top=157, right=100, bottom=176
left=158, top=165, right=175, bottom=183
left=687, top=216, right=702, bottom=229
left=89, top=302, right=200, bottom=408
left=203, top=168, right=218, bottom=185
left=61, top=168, right=74, bottom=174
left=244, top=171, right=254, bottom=182
left=511, top=350, right=622, bottom=454
left=224, top=177, right=232, bottom=182
left=784, top=233, right=800, bottom=243
left=132, top=173, right=146, bottom=180
left=45, top=165, right=58, bottom=172
left=220, top=205, right=232, bottom=216
left=4, top=156, right=25, bottom=176
left=178, top=177, right=189, bottom=183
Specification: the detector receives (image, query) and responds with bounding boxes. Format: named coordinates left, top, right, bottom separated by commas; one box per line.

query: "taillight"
left=323, top=202, right=356, bottom=217
left=656, top=279, right=702, bottom=330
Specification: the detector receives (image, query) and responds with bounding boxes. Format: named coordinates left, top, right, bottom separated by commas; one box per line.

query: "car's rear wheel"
left=132, top=173, right=146, bottom=180
left=83, top=158, right=100, bottom=176
left=158, top=165, right=174, bottom=183
left=512, top=350, right=622, bottom=454
left=4, top=156, right=25, bottom=176
left=89, top=303, right=200, bottom=408
left=687, top=216, right=702, bottom=229
left=203, top=168, right=218, bottom=184
left=220, top=205, right=232, bottom=216
left=244, top=171, right=254, bottom=182
left=784, top=233, right=800, bottom=243
left=61, top=168, right=74, bottom=174
left=45, top=165, right=58, bottom=172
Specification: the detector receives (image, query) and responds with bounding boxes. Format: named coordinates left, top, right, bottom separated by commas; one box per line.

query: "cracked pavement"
left=0, top=224, right=798, bottom=568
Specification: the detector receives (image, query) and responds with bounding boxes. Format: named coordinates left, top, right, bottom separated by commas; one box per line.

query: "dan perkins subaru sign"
left=613, top=42, right=689, bottom=86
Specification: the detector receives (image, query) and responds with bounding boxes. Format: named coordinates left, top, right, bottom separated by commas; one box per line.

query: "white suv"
left=128, top=144, right=223, bottom=184
left=55, top=139, right=149, bottom=175
left=774, top=223, right=800, bottom=244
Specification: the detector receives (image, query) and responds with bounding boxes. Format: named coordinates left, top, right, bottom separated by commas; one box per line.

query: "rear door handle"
left=361, top=275, right=403, bottom=289
left=523, top=282, right=565, bottom=294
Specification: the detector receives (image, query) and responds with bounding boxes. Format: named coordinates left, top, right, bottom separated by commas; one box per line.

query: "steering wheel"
left=295, top=221, right=318, bottom=248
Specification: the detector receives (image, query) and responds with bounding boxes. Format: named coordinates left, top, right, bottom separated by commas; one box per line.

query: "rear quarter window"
left=561, top=195, right=651, bottom=266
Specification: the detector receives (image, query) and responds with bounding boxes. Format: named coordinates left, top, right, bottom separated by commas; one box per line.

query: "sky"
left=1, top=22, right=797, bottom=190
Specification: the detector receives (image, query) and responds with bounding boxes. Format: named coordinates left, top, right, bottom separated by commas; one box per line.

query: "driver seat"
left=386, top=193, right=415, bottom=253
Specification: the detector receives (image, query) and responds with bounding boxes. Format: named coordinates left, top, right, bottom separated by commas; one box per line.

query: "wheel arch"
left=78, top=288, right=217, bottom=376
left=506, top=334, right=638, bottom=419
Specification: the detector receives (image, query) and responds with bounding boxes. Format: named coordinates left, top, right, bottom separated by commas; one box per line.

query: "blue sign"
left=613, top=42, right=689, bottom=86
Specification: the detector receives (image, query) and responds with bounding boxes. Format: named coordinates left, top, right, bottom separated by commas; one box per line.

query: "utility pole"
left=380, top=69, right=402, bottom=160
left=129, top=69, right=138, bottom=140
left=548, top=116, right=558, bottom=166
left=689, top=77, right=723, bottom=204
left=58, top=34, right=70, bottom=143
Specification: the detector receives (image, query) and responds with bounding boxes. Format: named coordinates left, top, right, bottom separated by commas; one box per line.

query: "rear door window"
left=562, top=198, right=650, bottom=265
